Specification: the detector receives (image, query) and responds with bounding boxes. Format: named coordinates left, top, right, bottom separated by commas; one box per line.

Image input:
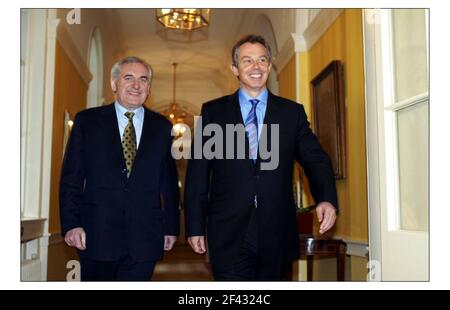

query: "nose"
left=132, top=80, right=140, bottom=89
left=251, top=60, right=261, bottom=69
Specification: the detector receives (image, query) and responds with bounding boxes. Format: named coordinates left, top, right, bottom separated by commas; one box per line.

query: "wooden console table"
left=299, top=234, right=346, bottom=281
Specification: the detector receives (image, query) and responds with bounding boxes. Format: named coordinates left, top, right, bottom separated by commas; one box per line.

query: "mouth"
left=127, top=90, right=142, bottom=96
left=248, top=72, right=263, bottom=79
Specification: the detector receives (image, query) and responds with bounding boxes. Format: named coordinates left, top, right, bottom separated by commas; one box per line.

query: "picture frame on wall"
left=311, top=60, right=346, bottom=179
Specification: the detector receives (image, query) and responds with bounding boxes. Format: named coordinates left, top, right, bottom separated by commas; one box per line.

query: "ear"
left=111, top=80, right=117, bottom=92
left=230, top=64, right=239, bottom=77
left=267, top=62, right=272, bottom=74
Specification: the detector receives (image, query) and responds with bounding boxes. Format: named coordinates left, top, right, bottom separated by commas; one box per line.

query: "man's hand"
left=64, top=227, right=86, bottom=250
left=316, top=202, right=337, bottom=235
left=164, top=235, right=177, bottom=251
left=188, top=236, right=206, bottom=254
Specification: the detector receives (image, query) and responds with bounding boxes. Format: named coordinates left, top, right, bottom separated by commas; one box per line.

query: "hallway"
left=152, top=243, right=213, bottom=281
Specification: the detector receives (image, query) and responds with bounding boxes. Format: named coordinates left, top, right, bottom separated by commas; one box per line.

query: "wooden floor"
left=151, top=243, right=214, bottom=281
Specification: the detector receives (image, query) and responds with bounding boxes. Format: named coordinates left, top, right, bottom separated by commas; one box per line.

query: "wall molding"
left=273, top=34, right=295, bottom=74
left=20, top=9, right=60, bottom=281
left=274, top=9, right=344, bottom=101
left=57, top=22, right=92, bottom=86
left=343, top=239, right=369, bottom=258
left=301, top=9, right=343, bottom=51
left=289, top=9, right=345, bottom=54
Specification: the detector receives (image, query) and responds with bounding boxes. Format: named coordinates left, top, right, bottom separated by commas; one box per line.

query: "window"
left=383, top=9, right=429, bottom=231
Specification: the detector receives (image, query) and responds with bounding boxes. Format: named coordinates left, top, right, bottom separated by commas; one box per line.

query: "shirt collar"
left=114, top=101, right=144, bottom=121
left=238, top=88, right=268, bottom=106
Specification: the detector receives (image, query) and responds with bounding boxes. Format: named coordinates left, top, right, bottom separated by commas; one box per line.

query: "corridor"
left=152, top=243, right=213, bottom=281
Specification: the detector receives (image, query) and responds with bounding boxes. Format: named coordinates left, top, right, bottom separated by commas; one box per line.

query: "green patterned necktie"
left=122, top=112, right=136, bottom=178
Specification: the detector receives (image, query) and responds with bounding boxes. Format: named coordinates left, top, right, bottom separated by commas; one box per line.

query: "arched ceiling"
left=108, top=9, right=247, bottom=115
left=95, top=8, right=299, bottom=117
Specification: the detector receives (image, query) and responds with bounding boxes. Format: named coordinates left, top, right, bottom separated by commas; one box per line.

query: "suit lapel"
left=256, top=92, right=281, bottom=172
left=101, top=103, right=127, bottom=178
left=227, top=92, right=256, bottom=173
left=228, top=91, right=244, bottom=124
left=133, top=107, right=153, bottom=166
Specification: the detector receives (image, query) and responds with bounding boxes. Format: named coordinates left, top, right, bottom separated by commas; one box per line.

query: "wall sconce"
left=62, top=110, right=73, bottom=158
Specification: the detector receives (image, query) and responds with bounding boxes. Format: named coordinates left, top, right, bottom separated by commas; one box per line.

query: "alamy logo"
left=366, top=260, right=381, bottom=281
left=66, top=259, right=80, bottom=281
left=66, top=9, right=81, bottom=25
left=171, top=116, right=280, bottom=170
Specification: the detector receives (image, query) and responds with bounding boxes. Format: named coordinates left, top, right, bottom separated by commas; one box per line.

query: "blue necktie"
left=245, top=99, right=259, bottom=163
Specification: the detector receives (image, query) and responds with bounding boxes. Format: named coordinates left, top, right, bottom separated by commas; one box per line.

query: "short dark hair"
left=232, top=34, right=272, bottom=66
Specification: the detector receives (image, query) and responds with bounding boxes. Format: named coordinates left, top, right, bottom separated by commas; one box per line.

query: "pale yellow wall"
left=278, top=56, right=296, bottom=101
left=311, top=256, right=368, bottom=281
left=300, top=9, right=368, bottom=243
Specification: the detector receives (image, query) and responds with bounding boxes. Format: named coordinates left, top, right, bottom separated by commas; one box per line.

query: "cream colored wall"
left=56, top=9, right=122, bottom=103
left=254, top=9, right=296, bottom=52
left=300, top=9, right=368, bottom=243
left=234, top=9, right=296, bottom=55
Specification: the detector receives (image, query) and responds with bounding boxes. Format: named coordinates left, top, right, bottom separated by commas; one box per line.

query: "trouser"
left=80, top=253, right=156, bottom=281
left=213, top=206, right=292, bottom=281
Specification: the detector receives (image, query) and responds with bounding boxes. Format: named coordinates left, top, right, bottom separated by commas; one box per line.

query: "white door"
left=364, top=9, right=429, bottom=281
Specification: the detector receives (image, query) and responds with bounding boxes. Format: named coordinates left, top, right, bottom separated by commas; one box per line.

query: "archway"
left=252, top=14, right=279, bottom=95
left=87, top=27, right=103, bottom=108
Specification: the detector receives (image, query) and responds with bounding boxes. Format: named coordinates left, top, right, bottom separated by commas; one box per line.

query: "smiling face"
left=231, top=42, right=272, bottom=98
left=111, top=62, right=150, bottom=110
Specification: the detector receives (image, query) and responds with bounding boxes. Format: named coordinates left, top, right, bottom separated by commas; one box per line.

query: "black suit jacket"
left=60, top=103, right=179, bottom=262
left=184, top=91, right=337, bottom=269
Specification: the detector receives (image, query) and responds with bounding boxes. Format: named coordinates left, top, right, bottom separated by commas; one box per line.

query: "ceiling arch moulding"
left=56, top=21, right=92, bottom=86
left=253, top=13, right=279, bottom=58
left=273, top=9, right=343, bottom=73
left=299, top=9, right=344, bottom=51
left=272, top=35, right=295, bottom=74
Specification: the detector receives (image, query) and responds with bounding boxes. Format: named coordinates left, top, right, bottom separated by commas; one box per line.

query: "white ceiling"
left=108, top=9, right=247, bottom=115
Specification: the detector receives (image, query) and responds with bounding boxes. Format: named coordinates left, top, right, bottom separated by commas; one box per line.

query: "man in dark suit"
left=184, top=35, right=338, bottom=280
left=60, top=56, right=179, bottom=281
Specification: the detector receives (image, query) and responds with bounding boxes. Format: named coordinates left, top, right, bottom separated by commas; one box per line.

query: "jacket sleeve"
left=294, top=104, right=339, bottom=212
left=59, top=112, right=86, bottom=235
left=160, top=126, right=180, bottom=236
left=184, top=104, right=212, bottom=236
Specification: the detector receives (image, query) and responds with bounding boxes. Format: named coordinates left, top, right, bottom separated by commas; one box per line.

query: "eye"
left=258, top=57, right=268, bottom=65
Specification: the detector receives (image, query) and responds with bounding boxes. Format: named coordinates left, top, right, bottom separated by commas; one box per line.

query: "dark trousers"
left=213, top=207, right=292, bottom=281
left=80, top=253, right=156, bottom=281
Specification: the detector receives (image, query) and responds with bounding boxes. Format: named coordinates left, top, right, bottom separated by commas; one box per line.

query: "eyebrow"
left=122, top=74, right=148, bottom=79
left=241, top=55, right=268, bottom=59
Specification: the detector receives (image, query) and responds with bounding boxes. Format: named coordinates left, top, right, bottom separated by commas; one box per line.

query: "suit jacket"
left=184, top=91, right=337, bottom=269
left=60, top=103, right=179, bottom=262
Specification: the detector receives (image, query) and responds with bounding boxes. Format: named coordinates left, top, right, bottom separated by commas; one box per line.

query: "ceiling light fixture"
left=156, top=9, right=211, bottom=31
